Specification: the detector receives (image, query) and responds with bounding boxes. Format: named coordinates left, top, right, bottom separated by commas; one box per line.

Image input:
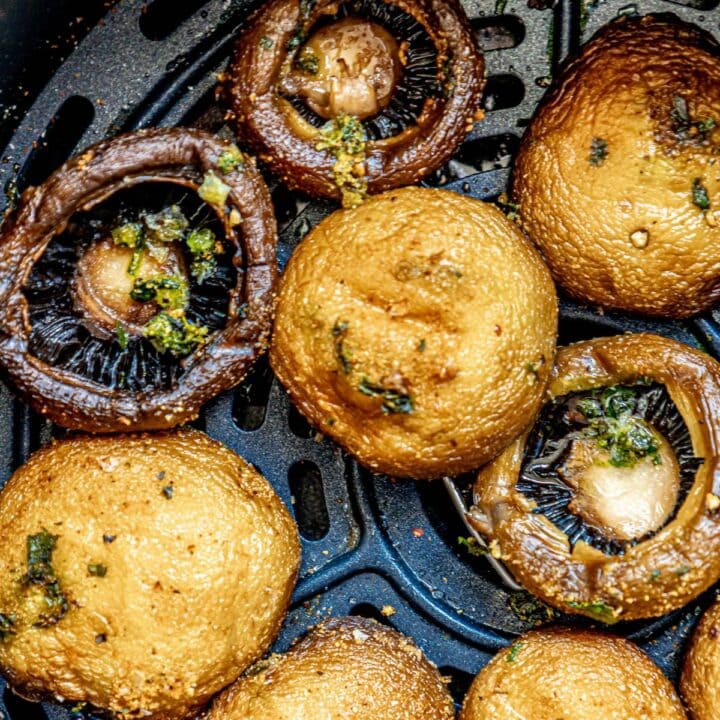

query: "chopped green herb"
left=162, top=485, right=174, bottom=499
left=111, top=222, right=143, bottom=248
left=676, top=565, right=690, bottom=576
left=127, top=247, right=144, bottom=277
left=24, top=529, right=68, bottom=628
left=115, top=322, right=129, bottom=350
left=217, top=144, right=244, bottom=174
left=358, top=378, right=414, bottom=414
left=144, top=311, right=209, bottom=357
left=316, top=115, right=368, bottom=207
left=259, top=36, right=274, bottom=50
left=506, top=641, right=522, bottom=662
left=131, top=275, right=188, bottom=311
left=332, top=320, right=352, bottom=374
left=296, top=47, right=319, bottom=74
left=508, top=591, right=556, bottom=626
left=693, top=178, right=711, bottom=211
left=671, top=96, right=717, bottom=144
left=494, top=0, right=508, bottom=13
left=576, top=385, right=661, bottom=468
left=87, top=563, right=107, bottom=578
left=567, top=600, right=618, bottom=623
left=496, top=193, right=520, bottom=221
left=417, top=339, right=427, bottom=353
left=186, top=227, right=220, bottom=283
left=650, top=569, right=661, bottom=582
left=457, top=536, right=487, bottom=557
left=590, top=137, right=608, bottom=166
left=0, top=613, right=16, bottom=641
left=142, top=205, right=188, bottom=244
left=198, top=171, right=231, bottom=207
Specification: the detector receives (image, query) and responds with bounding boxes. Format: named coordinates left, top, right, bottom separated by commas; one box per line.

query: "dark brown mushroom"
left=468, top=334, right=720, bottom=622
left=222, top=0, right=485, bottom=205
left=0, top=128, right=277, bottom=432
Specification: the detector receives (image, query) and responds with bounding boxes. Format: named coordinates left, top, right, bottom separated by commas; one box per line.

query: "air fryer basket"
left=0, top=0, right=718, bottom=716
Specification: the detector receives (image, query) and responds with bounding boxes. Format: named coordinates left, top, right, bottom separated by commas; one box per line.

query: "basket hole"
left=482, top=74, right=525, bottom=112
left=139, top=0, right=209, bottom=40
left=438, top=666, right=475, bottom=701
left=19, top=95, right=95, bottom=191
left=349, top=603, right=394, bottom=627
left=3, top=686, right=47, bottom=720
left=288, top=405, right=314, bottom=439
left=472, top=15, right=525, bottom=51
left=232, top=356, right=274, bottom=432
left=288, top=460, right=330, bottom=540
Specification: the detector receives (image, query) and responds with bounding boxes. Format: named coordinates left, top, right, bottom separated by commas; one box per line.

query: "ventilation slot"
left=3, top=686, right=47, bottom=720
left=18, top=95, right=95, bottom=191
left=232, top=356, right=274, bottom=432
left=288, top=405, right=314, bottom=439
left=473, top=15, right=525, bottom=51
left=350, top=603, right=394, bottom=627
left=139, top=0, right=209, bottom=40
left=288, top=460, right=330, bottom=540
left=482, top=74, right=525, bottom=112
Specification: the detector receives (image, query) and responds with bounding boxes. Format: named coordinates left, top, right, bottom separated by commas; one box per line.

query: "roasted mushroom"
left=222, top=0, right=485, bottom=205
left=270, top=187, right=558, bottom=479
left=0, top=429, right=300, bottom=719
left=681, top=598, right=720, bottom=720
left=207, top=616, right=455, bottom=720
left=513, top=14, right=720, bottom=318
left=469, top=334, right=720, bottom=622
left=460, top=628, right=687, bottom=719
left=0, top=128, right=277, bottom=432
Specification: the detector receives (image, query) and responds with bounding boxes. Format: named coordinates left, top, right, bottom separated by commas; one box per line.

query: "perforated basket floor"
left=1, top=0, right=720, bottom=717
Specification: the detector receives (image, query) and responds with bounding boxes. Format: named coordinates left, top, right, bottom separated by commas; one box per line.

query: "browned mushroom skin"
left=469, top=334, right=720, bottom=622
left=222, top=0, right=485, bottom=200
left=0, top=128, right=277, bottom=432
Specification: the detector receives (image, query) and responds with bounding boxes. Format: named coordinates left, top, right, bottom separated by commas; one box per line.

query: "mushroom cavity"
left=519, top=383, right=699, bottom=555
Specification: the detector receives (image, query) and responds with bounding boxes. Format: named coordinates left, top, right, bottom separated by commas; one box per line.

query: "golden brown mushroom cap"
left=460, top=628, right=687, bottom=720
left=207, top=616, right=455, bottom=720
left=270, top=186, right=558, bottom=479
left=0, top=429, right=300, bottom=719
left=513, top=14, right=720, bottom=318
left=681, top=599, right=720, bottom=720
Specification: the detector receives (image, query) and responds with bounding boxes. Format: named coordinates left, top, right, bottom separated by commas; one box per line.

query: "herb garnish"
left=590, top=137, right=608, bottom=166
left=670, top=95, right=716, bottom=144
left=144, top=312, right=209, bottom=356
left=115, top=322, right=129, bottom=350
left=693, top=178, right=711, bottom=211
left=332, top=321, right=352, bottom=374
left=508, top=591, right=556, bottom=626
left=187, top=228, right=221, bottom=284
left=316, top=115, right=368, bottom=208
left=217, top=144, right=244, bottom=174
left=358, top=378, right=414, bottom=414
left=87, top=563, right=107, bottom=578
left=507, top=641, right=522, bottom=662
left=575, top=386, right=661, bottom=468
left=296, top=47, right=319, bottom=75
left=0, top=613, right=16, bottom=641
left=675, top=565, right=690, bottom=576
left=567, top=600, right=618, bottom=623
left=457, top=536, right=487, bottom=557
left=198, top=171, right=231, bottom=207
left=259, top=36, right=274, bottom=50
left=23, top=529, right=68, bottom=628
left=131, top=275, right=188, bottom=310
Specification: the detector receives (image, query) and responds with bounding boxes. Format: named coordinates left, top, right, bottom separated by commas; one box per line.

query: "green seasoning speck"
left=162, top=485, right=174, bottom=499
left=417, top=339, right=426, bottom=353
left=87, top=563, right=107, bottom=578
left=358, top=378, right=414, bottom=414
left=508, top=591, right=556, bottom=626
left=198, top=171, right=231, bottom=207
left=671, top=96, right=717, bottom=144
left=296, top=47, right=319, bottom=75
left=576, top=385, right=661, bottom=468
left=24, top=529, right=68, bottom=628
left=259, top=36, right=273, bottom=50
left=142, top=205, right=188, bottom=244
left=111, top=222, right=143, bottom=248
left=115, top=322, right=129, bottom=350
left=187, top=227, right=220, bottom=284
left=217, top=144, right=244, bottom=174
left=496, top=193, right=520, bottom=221
left=332, top=320, right=352, bottom=374
left=693, top=178, right=711, bottom=211
left=143, top=312, right=209, bottom=357
left=0, top=613, right=16, bottom=641
left=567, top=600, right=618, bottom=623
left=675, top=565, right=690, bottom=576
left=590, top=137, right=608, bottom=166
left=316, top=114, right=368, bottom=208
left=457, top=536, right=487, bottom=557
left=507, top=642, right=522, bottom=662
left=131, top=275, right=189, bottom=311
left=650, top=569, right=661, bottom=582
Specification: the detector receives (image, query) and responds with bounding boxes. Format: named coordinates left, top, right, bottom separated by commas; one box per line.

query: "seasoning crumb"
left=162, top=485, right=174, bottom=500
left=411, top=527, right=424, bottom=538
left=87, top=563, right=107, bottom=578
left=707, top=492, right=720, bottom=512
left=381, top=605, right=397, bottom=617
left=629, top=229, right=649, bottom=248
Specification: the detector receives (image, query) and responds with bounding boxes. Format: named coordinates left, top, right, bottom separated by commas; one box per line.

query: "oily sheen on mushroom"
left=270, top=187, right=558, bottom=479
left=513, top=15, right=720, bottom=317
left=469, top=334, right=720, bottom=622
left=222, top=0, right=485, bottom=205
left=0, top=128, right=277, bottom=432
